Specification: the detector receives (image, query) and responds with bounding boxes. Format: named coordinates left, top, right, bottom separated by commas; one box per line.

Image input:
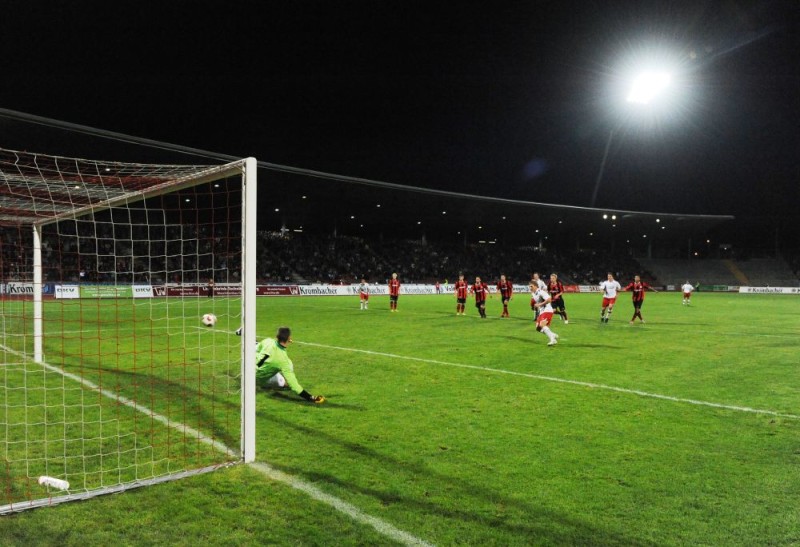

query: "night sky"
left=2, top=1, right=799, bottom=243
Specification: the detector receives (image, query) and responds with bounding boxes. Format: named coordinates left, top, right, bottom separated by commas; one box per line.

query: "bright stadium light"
left=591, top=63, right=678, bottom=207
left=626, top=71, right=671, bottom=104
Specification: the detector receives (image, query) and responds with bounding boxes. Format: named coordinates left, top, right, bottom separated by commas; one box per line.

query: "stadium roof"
left=260, top=164, right=734, bottom=248
left=1, top=109, right=733, bottom=247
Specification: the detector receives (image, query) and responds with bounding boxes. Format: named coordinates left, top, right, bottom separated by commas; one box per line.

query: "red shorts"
left=602, top=297, right=616, bottom=308
left=537, top=311, right=553, bottom=326
left=360, top=293, right=369, bottom=301
left=683, top=292, right=691, bottom=298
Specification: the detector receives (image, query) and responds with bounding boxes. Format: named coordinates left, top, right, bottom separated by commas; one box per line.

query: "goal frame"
left=2, top=154, right=257, bottom=513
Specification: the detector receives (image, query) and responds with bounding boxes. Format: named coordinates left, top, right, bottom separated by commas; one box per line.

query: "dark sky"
left=3, top=1, right=799, bottom=234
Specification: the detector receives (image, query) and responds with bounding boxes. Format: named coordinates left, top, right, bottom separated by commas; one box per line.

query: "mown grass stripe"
left=297, top=340, right=800, bottom=420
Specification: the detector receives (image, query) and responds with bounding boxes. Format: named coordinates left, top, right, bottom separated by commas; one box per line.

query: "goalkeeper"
left=251, top=327, right=325, bottom=403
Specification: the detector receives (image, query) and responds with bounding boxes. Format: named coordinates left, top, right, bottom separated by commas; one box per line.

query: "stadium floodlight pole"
left=590, top=128, right=615, bottom=208
left=590, top=70, right=671, bottom=208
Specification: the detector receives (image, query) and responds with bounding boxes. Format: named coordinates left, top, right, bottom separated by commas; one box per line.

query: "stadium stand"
left=7, top=223, right=796, bottom=288
left=257, top=232, right=654, bottom=286
left=638, top=258, right=799, bottom=287
left=734, top=258, right=800, bottom=287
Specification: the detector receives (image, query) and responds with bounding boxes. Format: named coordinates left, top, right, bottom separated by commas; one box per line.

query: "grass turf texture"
left=1, top=292, right=799, bottom=545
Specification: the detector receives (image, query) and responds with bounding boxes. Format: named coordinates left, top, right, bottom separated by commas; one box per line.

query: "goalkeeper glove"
left=312, top=395, right=326, bottom=404
left=235, top=327, right=242, bottom=336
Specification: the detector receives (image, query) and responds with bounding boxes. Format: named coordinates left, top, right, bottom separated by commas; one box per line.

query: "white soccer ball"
left=202, top=313, right=217, bottom=327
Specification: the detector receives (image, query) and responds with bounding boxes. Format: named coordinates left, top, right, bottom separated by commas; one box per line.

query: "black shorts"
left=457, top=298, right=466, bottom=304
left=390, top=295, right=398, bottom=302
left=552, top=298, right=566, bottom=312
left=475, top=300, right=486, bottom=308
left=501, top=296, right=510, bottom=304
left=633, top=300, right=643, bottom=309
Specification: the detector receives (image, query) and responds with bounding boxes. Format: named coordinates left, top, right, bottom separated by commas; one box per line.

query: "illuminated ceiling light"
left=350, top=215, right=355, bottom=219
left=558, top=220, right=563, bottom=224
left=274, top=208, right=279, bottom=212
left=417, top=221, right=422, bottom=225
left=376, top=204, right=381, bottom=208
left=478, top=226, right=483, bottom=230
left=185, top=198, right=191, bottom=202
left=627, top=71, right=672, bottom=105
left=611, top=215, right=617, bottom=220
left=302, top=195, right=307, bottom=199
left=603, top=214, right=608, bottom=219
left=656, top=218, right=661, bottom=223
left=213, top=183, right=220, bottom=188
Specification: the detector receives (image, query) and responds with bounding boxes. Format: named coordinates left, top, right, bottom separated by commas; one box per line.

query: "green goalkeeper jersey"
left=254, top=338, right=303, bottom=394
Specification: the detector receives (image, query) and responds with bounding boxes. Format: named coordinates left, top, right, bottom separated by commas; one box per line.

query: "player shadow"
left=263, top=391, right=363, bottom=410
left=263, top=414, right=654, bottom=546
left=501, top=335, right=625, bottom=350
left=75, top=362, right=241, bottom=449
left=636, top=321, right=711, bottom=326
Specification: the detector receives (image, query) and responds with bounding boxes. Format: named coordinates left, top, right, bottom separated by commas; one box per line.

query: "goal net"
left=0, top=147, right=257, bottom=513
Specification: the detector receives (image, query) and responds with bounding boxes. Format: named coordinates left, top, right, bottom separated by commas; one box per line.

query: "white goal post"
left=0, top=148, right=257, bottom=513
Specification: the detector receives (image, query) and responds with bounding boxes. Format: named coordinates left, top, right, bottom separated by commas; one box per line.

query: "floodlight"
left=627, top=71, right=671, bottom=104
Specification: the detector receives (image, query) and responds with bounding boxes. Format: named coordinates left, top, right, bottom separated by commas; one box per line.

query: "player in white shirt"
left=532, top=286, right=559, bottom=346
left=681, top=281, right=694, bottom=305
left=599, top=273, right=622, bottom=323
left=529, top=272, right=548, bottom=321
left=358, top=278, right=369, bottom=310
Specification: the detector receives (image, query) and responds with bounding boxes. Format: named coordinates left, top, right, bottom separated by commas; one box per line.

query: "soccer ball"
left=202, top=313, right=217, bottom=327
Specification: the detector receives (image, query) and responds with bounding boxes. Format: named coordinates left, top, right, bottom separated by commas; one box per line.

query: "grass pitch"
left=1, top=292, right=799, bottom=545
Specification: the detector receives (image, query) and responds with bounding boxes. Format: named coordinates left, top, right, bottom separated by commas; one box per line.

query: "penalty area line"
left=297, top=341, right=800, bottom=420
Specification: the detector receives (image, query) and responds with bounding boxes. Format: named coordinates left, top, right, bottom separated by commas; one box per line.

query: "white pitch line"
left=296, top=341, right=800, bottom=420
left=249, top=462, right=434, bottom=547
left=1, top=342, right=434, bottom=546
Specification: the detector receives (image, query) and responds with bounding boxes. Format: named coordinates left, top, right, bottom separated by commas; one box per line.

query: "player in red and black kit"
left=547, top=273, right=568, bottom=324
left=454, top=274, right=468, bottom=315
left=496, top=274, right=513, bottom=317
left=623, top=275, right=656, bottom=324
left=470, top=276, right=489, bottom=318
left=388, top=272, right=401, bottom=312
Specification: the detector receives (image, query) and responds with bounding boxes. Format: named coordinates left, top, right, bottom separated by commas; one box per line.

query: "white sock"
left=541, top=326, right=553, bottom=337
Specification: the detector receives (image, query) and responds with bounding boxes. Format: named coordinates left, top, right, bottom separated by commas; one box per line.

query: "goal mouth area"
left=1, top=147, right=257, bottom=514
